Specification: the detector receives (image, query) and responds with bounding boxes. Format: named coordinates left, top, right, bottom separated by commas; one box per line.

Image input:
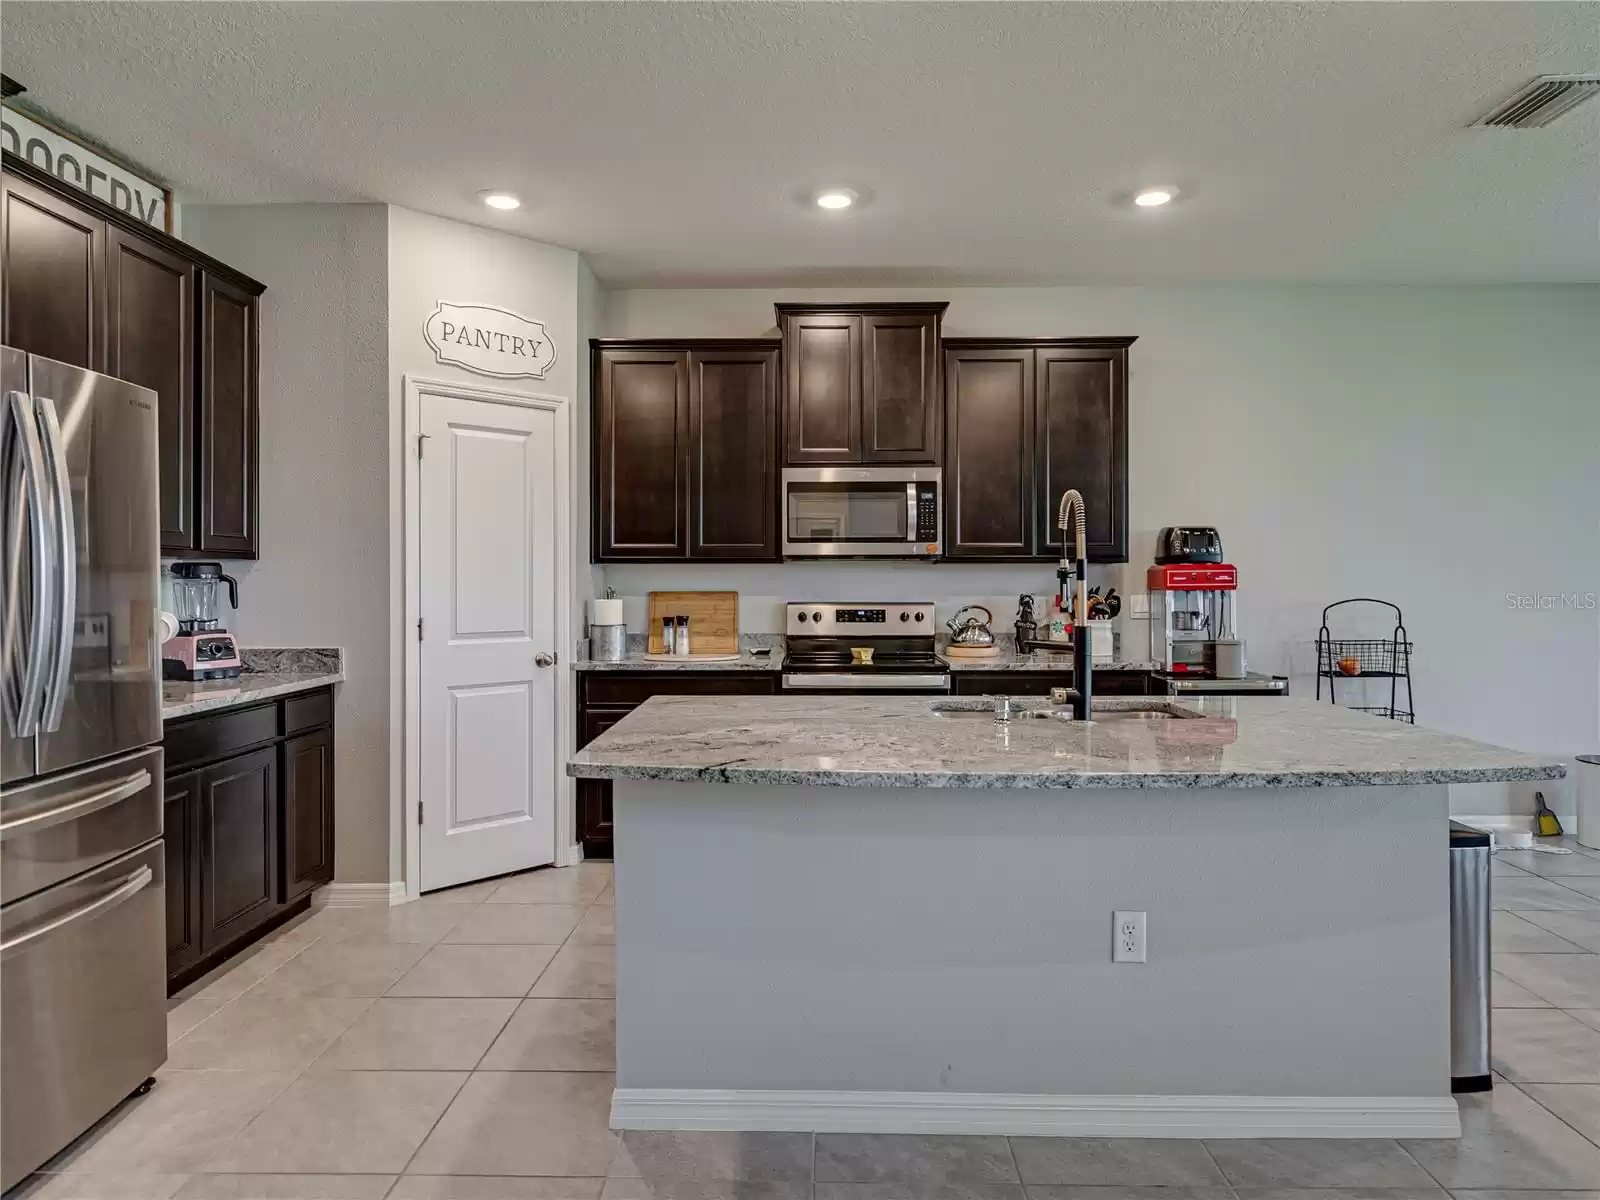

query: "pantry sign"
left=423, top=302, right=557, bottom=380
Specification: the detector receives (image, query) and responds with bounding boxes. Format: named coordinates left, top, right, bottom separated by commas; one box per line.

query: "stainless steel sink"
left=1092, top=709, right=1183, bottom=721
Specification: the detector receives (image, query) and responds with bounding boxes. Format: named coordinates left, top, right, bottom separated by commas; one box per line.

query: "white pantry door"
left=419, top=392, right=560, bottom=891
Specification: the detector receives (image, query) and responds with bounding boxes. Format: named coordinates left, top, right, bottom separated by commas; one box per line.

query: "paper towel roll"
left=590, top=598, right=625, bottom=626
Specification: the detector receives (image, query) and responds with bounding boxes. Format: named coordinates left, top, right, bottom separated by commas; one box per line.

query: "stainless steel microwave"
left=782, top=466, right=942, bottom=558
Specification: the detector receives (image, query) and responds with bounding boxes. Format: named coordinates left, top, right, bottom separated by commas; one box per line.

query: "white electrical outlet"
left=1130, top=593, right=1150, bottom=619
left=1113, top=911, right=1147, bottom=963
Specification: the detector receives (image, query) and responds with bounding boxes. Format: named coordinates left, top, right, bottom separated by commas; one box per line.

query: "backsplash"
left=240, top=647, right=343, bottom=674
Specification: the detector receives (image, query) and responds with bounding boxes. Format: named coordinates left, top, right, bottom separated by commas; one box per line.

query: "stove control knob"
left=900, top=612, right=910, bottom=622
left=812, top=611, right=824, bottom=623
left=797, top=612, right=808, bottom=623
left=914, top=612, right=925, bottom=622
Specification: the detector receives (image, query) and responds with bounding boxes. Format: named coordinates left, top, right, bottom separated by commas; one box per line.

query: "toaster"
left=1155, top=526, right=1224, bottom=565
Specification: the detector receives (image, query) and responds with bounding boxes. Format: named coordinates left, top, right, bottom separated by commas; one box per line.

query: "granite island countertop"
left=568, top=693, right=1565, bottom=790
left=162, top=648, right=344, bottom=720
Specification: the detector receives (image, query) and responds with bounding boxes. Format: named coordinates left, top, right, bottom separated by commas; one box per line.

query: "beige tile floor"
left=14, top=844, right=1600, bottom=1200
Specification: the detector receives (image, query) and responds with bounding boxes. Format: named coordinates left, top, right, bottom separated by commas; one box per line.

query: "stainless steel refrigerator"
left=1, top=348, right=166, bottom=1191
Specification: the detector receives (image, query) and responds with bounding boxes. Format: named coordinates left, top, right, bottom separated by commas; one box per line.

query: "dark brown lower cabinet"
left=576, top=671, right=778, bottom=858
left=950, top=670, right=1152, bottom=697
left=163, top=769, right=204, bottom=981
left=164, top=688, right=335, bottom=992
left=200, top=746, right=278, bottom=951
left=282, top=728, right=336, bottom=903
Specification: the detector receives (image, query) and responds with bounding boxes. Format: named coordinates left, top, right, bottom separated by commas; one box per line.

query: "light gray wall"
left=180, top=203, right=392, bottom=883
left=386, top=206, right=586, bottom=875
left=616, top=777, right=1450, bottom=1098
left=602, top=284, right=1600, bottom=817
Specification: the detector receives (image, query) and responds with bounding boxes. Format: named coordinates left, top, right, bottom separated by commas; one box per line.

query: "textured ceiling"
left=3, top=1, right=1597, bottom=286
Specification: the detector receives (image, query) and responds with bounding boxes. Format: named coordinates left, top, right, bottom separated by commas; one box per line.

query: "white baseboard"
left=1455, top=814, right=1537, bottom=833
left=313, top=881, right=409, bottom=907
left=609, top=1089, right=1461, bottom=1139
left=557, top=841, right=584, bottom=868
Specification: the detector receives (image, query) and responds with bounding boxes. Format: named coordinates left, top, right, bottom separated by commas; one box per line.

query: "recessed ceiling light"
left=1133, top=188, right=1177, bottom=208
left=814, top=189, right=858, bottom=211
left=480, top=190, right=521, bottom=211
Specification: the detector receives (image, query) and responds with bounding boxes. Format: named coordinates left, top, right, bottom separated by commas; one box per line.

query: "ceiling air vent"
left=1471, top=74, right=1600, bottom=128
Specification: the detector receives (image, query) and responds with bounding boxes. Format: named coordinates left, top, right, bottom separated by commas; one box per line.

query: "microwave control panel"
left=915, top=483, right=939, bottom=541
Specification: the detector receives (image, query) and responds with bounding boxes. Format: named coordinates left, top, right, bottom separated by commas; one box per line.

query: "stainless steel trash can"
left=1450, top=822, right=1492, bottom=1093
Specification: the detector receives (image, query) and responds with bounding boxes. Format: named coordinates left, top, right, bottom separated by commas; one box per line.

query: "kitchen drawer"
left=0, top=747, right=164, bottom=905
left=165, top=702, right=277, bottom=772
left=282, top=690, right=333, bottom=735
left=581, top=672, right=777, bottom=707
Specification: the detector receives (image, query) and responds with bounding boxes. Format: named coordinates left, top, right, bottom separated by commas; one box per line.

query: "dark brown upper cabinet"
left=945, top=345, right=1034, bottom=558
left=107, top=226, right=196, bottom=553
left=1034, top=344, right=1130, bottom=563
left=1, top=170, right=105, bottom=371
left=688, top=346, right=780, bottom=559
left=943, top=337, right=1134, bottom=563
left=197, top=272, right=260, bottom=557
left=2, top=154, right=265, bottom=560
left=594, top=345, right=689, bottom=559
left=593, top=339, right=780, bottom=563
left=777, top=303, right=945, bottom=465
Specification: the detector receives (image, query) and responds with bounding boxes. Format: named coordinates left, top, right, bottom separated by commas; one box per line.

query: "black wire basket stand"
left=1316, top=598, right=1414, bottom=723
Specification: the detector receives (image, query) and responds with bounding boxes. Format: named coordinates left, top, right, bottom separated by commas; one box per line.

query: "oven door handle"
left=0, top=865, right=154, bottom=961
left=782, top=673, right=949, bottom=691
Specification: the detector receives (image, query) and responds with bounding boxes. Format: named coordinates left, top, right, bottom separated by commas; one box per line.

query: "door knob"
left=534, top=652, right=556, bottom=668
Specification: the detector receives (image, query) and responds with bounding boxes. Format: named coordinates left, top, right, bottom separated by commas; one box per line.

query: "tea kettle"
left=945, top=605, right=996, bottom=647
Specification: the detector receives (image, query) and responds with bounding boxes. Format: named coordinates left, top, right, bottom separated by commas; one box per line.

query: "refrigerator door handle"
left=0, top=865, right=153, bottom=962
left=35, top=393, right=77, bottom=733
left=0, top=768, right=152, bottom=842
left=4, top=388, right=53, bottom=737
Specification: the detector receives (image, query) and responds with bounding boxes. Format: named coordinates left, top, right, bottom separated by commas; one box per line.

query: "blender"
left=162, top=562, right=244, bottom=680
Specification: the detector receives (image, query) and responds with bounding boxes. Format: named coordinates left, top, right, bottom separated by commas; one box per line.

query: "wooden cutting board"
left=945, top=644, right=1003, bottom=659
left=646, top=591, right=739, bottom=655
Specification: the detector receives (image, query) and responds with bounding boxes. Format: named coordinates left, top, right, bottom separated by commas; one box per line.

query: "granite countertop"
left=162, top=648, right=344, bottom=720
left=574, top=651, right=780, bottom=672
left=944, top=653, right=1161, bottom=672
left=568, top=693, right=1566, bottom=790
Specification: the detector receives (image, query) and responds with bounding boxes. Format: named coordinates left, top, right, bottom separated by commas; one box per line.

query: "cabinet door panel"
left=1, top=171, right=104, bottom=370
left=944, top=347, right=1033, bottom=557
left=281, top=728, right=334, bottom=903
left=197, top=273, right=259, bottom=557
left=1035, top=347, right=1128, bottom=562
left=199, top=746, right=277, bottom=952
left=107, top=226, right=196, bottom=554
left=595, top=348, right=688, bottom=558
left=783, top=312, right=860, bottom=464
left=164, top=768, right=203, bottom=980
left=689, top=347, right=779, bottom=559
left=577, top=706, right=629, bottom=859
left=861, top=311, right=940, bottom=463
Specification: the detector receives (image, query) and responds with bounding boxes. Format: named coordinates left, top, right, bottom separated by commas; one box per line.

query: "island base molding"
left=610, top=1089, right=1462, bottom=1139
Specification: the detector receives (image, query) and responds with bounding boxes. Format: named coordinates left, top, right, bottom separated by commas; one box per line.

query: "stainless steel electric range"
left=779, top=602, right=949, bottom=694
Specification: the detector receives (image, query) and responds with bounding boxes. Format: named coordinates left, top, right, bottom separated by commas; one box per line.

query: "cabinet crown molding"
left=4, top=152, right=265, bottom=294
left=942, top=336, right=1138, bottom=348
left=775, top=301, right=949, bottom=316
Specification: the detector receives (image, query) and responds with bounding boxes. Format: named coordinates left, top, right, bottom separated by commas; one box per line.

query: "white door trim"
left=402, top=374, right=576, bottom=903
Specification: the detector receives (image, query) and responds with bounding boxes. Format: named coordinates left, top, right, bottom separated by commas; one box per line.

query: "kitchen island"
left=570, top=695, right=1563, bottom=1140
